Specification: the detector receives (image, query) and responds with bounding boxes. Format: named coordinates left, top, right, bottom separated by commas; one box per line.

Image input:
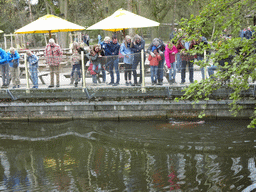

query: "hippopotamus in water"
left=156, top=119, right=205, bottom=129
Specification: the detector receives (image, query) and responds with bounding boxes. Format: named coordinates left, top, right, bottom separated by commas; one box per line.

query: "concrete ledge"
left=1, top=86, right=255, bottom=121
left=0, top=100, right=255, bottom=121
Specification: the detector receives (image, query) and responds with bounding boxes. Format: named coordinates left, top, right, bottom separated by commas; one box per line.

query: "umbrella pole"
left=141, top=49, right=146, bottom=93
left=123, top=29, right=125, bottom=37
left=81, top=51, right=86, bottom=91
left=49, top=31, right=51, bottom=39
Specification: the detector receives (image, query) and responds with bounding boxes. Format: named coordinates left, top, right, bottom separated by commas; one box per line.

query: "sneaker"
left=48, top=85, right=54, bottom=88
left=112, top=83, right=119, bottom=86
left=169, top=79, right=175, bottom=85
left=32, top=86, right=38, bottom=89
left=108, top=82, right=114, bottom=85
left=12, top=86, right=16, bottom=89
left=131, top=83, right=137, bottom=86
left=56, top=85, right=60, bottom=88
left=74, top=82, right=78, bottom=87
left=126, top=82, right=129, bottom=86
left=17, top=85, right=20, bottom=88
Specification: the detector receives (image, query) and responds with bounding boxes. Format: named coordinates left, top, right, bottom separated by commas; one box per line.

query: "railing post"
left=24, top=53, right=30, bottom=93
left=204, top=49, right=207, bottom=79
left=141, top=50, right=146, bottom=93
left=81, top=51, right=86, bottom=92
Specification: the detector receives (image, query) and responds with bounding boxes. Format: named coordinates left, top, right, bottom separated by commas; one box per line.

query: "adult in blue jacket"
left=27, top=50, right=39, bottom=88
left=7, top=47, right=20, bottom=88
left=0, top=48, right=9, bottom=88
left=120, top=35, right=133, bottom=86
left=108, top=35, right=120, bottom=86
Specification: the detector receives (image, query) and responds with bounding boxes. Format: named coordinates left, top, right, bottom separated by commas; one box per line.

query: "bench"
left=0, top=71, right=49, bottom=85
left=38, top=72, right=50, bottom=85
left=18, top=66, right=49, bottom=85
left=63, top=72, right=103, bottom=83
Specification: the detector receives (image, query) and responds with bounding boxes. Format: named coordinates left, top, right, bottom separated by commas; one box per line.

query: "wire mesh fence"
left=10, top=50, right=211, bottom=89
left=2, top=46, right=254, bottom=93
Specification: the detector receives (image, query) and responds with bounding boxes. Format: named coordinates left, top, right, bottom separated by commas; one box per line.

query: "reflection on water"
left=0, top=120, right=255, bottom=191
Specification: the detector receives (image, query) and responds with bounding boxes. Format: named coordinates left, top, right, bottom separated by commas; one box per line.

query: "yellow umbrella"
left=14, top=14, right=85, bottom=37
left=86, top=8, right=160, bottom=32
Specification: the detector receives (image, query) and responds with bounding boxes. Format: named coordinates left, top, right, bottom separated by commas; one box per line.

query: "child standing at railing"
left=148, top=46, right=162, bottom=85
left=70, top=42, right=81, bottom=87
left=87, top=44, right=102, bottom=86
left=165, top=41, right=178, bottom=84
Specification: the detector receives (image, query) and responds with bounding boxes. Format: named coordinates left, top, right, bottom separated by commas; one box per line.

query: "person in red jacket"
left=165, top=41, right=178, bottom=84
left=148, top=46, right=162, bottom=85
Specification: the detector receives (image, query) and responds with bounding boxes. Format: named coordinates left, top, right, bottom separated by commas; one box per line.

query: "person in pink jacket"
left=165, top=41, right=178, bottom=84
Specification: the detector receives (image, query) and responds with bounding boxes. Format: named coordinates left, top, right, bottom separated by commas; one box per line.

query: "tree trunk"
left=43, top=0, right=50, bottom=14
left=28, top=1, right=36, bottom=47
left=172, top=0, right=176, bottom=31
left=59, top=0, right=68, bottom=49
left=128, top=0, right=134, bottom=36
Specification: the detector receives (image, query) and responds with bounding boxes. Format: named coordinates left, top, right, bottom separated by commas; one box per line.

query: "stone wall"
left=0, top=100, right=254, bottom=121
left=0, top=86, right=255, bottom=121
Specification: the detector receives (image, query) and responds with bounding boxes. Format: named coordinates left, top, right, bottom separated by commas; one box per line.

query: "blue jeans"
left=92, top=74, right=97, bottom=83
left=29, top=64, right=38, bottom=86
left=197, top=56, right=205, bottom=80
left=181, top=60, right=194, bottom=83
left=169, top=62, right=176, bottom=81
left=94, top=64, right=106, bottom=82
left=208, top=65, right=217, bottom=78
left=93, top=63, right=101, bottom=74
left=1, top=63, right=10, bottom=86
left=157, top=54, right=165, bottom=82
left=71, top=64, right=81, bottom=83
left=176, top=53, right=181, bottom=72
left=150, top=66, right=158, bottom=83
left=109, top=58, right=119, bottom=84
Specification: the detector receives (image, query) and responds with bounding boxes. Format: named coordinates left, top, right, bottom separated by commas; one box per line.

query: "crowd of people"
left=70, top=34, right=147, bottom=87
left=0, top=26, right=255, bottom=89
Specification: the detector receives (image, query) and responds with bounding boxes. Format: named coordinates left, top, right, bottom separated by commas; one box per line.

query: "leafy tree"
left=175, top=0, right=256, bottom=127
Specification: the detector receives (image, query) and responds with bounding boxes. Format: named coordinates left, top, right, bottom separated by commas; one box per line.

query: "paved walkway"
left=2, top=69, right=207, bottom=89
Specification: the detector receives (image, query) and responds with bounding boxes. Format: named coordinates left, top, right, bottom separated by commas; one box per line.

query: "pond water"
left=0, top=119, right=255, bottom=192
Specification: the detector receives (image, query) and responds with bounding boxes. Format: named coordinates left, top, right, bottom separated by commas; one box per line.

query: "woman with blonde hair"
left=120, top=35, right=133, bottom=85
